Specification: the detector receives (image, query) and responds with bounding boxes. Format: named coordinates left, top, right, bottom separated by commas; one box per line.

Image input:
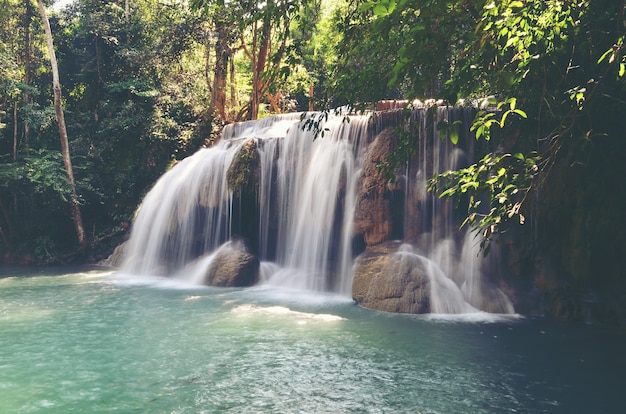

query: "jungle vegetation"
left=1, top=0, right=624, bottom=293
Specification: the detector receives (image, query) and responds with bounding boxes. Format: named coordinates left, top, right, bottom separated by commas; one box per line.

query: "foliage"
left=429, top=151, right=538, bottom=254
left=1, top=0, right=334, bottom=261
left=190, top=0, right=321, bottom=120
left=441, top=0, right=625, bottom=247
left=336, top=0, right=626, bottom=254
left=334, top=0, right=483, bottom=106
left=470, top=97, right=527, bottom=141
left=0, top=0, right=212, bottom=261
left=1, top=0, right=624, bottom=267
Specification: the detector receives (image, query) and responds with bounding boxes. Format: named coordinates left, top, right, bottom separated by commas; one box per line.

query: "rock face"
left=204, top=239, right=260, bottom=287
left=353, top=129, right=397, bottom=247
left=352, top=241, right=431, bottom=313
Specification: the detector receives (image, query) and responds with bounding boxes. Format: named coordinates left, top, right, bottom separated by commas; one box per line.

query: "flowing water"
left=120, top=108, right=512, bottom=313
left=1, top=267, right=624, bottom=413
left=123, top=112, right=369, bottom=295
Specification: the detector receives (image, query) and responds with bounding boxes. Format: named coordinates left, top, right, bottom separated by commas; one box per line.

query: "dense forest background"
left=1, top=0, right=625, bottom=321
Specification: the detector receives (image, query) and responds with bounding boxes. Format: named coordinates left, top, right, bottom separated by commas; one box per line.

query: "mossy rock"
left=227, top=138, right=259, bottom=195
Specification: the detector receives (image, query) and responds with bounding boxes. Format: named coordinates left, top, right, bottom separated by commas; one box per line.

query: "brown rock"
left=352, top=241, right=431, bottom=313
left=354, top=129, right=396, bottom=246
left=204, top=239, right=259, bottom=287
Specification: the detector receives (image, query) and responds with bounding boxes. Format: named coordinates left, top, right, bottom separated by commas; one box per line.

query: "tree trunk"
left=309, top=83, right=314, bottom=111
left=212, top=21, right=229, bottom=123
left=37, top=0, right=87, bottom=249
left=229, top=54, right=236, bottom=114
left=22, top=0, right=33, bottom=152
left=13, top=101, right=18, bottom=161
left=249, top=17, right=272, bottom=120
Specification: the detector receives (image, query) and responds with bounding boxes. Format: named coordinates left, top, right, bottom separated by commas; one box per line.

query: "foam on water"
left=231, top=304, right=346, bottom=323
left=419, top=311, right=523, bottom=324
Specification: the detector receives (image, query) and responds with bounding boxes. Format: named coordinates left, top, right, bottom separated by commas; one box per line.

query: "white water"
left=398, top=106, right=514, bottom=314
left=121, top=107, right=514, bottom=314
left=122, top=111, right=370, bottom=296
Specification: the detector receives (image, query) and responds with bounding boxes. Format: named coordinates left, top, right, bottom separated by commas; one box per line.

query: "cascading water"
left=122, top=111, right=370, bottom=295
left=121, top=106, right=514, bottom=314
left=270, top=114, right=369, bottom=292
left=390, top=106, right=513, bottom=314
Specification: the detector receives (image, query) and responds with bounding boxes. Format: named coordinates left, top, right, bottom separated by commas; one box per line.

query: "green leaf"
left=476, top=125, right=484, bottom=140
left=450, top=130, right=459, bottom=145
left=440, top=187, right=456, bottom=198
left=500, top=111, right=509, bottom=128
left=597, top=48, right=613, bottom=64
left=357, top=1, right=376, bottom=13
left=512, top=109, right=527, bottom=118
left=373, top=4, right=388, bottom=16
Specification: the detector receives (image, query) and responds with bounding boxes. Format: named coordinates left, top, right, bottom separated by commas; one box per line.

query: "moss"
left=226, top=138, right=259, bottom=194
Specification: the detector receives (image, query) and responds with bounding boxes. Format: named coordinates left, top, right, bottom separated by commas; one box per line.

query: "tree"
left=431, top=0, right=626, bottom=249
left=238, top=0, right=300, bottom=119
left=36, top=0, right=87, bottom=248
left=192, top=0, right=316, bottom=120
left=333, top=0, right=482, bottom=106
left=1, top=0, right=216, bottom=261
left=336, top=0, right=626, bottom=250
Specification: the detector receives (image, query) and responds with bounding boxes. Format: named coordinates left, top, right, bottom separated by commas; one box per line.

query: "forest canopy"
left=0, top=0, right=624, bottom=267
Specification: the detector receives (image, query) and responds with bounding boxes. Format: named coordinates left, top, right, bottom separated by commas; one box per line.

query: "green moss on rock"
left=227, top=138, right=259, bottom=194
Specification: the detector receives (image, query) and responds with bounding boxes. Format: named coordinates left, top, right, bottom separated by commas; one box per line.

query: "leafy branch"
left=470, top=96, right=527, bottom=141
left=429, top=151, right=539, bottom=254
left=299, top=108, right=351, bottom=139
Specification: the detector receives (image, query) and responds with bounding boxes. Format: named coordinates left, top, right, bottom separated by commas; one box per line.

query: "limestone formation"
left=226, top=138, right=259, bottom=195
left=204, top=239, right=259, bottom=287
left=354, top=129, right=396, bottom=247
left=352, top=241, right=431, bottom=314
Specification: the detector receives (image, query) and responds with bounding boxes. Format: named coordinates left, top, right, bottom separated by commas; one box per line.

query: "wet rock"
left=99, top=241, right=128, bottom=267
left=352, top=241, right=431, bottom=313
left=354, top=129, right=396, bottom=246
left=204, top=239, right=260, bottom=287
left=227, top=138, right=259, bottom=195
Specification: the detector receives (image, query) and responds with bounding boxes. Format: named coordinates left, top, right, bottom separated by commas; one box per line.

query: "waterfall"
left=121, top=106, right=514, bottom=314
left=121, top=111, right=369, bottom=295
left=122, top=139, right=243, bottom=276
left=272, top=114, right=369, bottom=292
left=399, top=106, right=513, bottom=314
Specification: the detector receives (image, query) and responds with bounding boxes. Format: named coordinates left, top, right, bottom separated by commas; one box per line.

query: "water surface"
left=1, top=268, right=623, bottom=413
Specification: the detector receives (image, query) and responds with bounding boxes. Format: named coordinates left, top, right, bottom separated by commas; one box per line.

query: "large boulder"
left=352, top=241, right=431, bottom=313
left=204, top=239, right=260, bottom=287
